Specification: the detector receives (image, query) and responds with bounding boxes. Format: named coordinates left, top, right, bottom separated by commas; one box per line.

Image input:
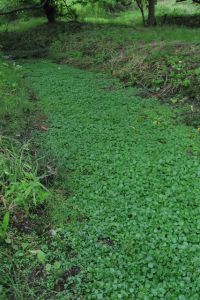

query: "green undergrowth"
left=1, top=21, right=200, bottom=126
left=0, top=58, right=77, bottom=299
left=77, top=0, right=200, bottom=27
left=0, top=56, right=31, bottom=135
left=0, top=137, right=50, bottom=213
left=156, top=0, right=200, bottom=27
left=22, top=60, right=200, bottom=299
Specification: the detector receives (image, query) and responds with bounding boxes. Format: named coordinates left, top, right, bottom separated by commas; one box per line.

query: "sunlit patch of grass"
left=157, top=0, right=200, bottom=17
left=76, top=4, right=142, bottom=26
left=77, top=0, right=200, bottom=26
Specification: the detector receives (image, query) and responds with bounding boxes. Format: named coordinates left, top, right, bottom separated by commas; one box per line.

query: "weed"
left=0, top=137, right=50, bottom=213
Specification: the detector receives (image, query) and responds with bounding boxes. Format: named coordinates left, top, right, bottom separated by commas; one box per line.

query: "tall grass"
left=76, top=0, right=200, bottom=26
left=0, top=57, right=31, bottom=134
left=157, top=0, right=200, bottom=17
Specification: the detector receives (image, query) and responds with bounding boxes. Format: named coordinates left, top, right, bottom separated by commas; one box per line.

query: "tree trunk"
left=141, top=7, right=146, bottom=26
left=135, top=0, right=146, bottom=26
left=43, top=0, right=56, bottom=23
left=147, top=0, right=156, bottom=26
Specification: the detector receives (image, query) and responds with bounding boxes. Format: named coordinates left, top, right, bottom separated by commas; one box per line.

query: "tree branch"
left=0, top=0, right=48, bottom=16
left=176, top=0, right=200, bottom=3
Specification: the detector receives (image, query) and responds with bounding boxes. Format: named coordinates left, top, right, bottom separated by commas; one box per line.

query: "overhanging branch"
left=0, top=0, right=48, bottom=16
left=176, top=0, right=200, bottom=3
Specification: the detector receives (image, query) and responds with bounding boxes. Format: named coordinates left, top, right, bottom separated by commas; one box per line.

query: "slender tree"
left=147, top=0, right=156, bottom=26
left=135, top=0, right=157, bottom=26
left=135, top=0, right=146, bottom=26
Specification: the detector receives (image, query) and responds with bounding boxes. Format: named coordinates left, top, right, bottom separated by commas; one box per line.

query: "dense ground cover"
left=20, top=60, right=200, bottom=299
left=1, top=19, right=200, bottom=127
left=0, top=56, right=77, bottom=299
left=1, top=1, right=200, bottom=298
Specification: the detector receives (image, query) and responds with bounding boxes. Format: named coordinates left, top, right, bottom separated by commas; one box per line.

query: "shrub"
left=0, top=137, right=50, bottom=213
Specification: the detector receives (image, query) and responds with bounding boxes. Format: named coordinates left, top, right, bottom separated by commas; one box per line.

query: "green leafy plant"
left=0, top=138, right=50, bottom=212
left=1, top=7, right=200, bottom=299
left=20, top=60, right=200, bottom=298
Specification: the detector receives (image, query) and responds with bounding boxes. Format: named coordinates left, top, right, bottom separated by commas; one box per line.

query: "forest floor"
left=1, top=21, right=200, bottom=126
left=0, top=14, right=200, bottom=299
left=11, top=60, right=200, bottom=298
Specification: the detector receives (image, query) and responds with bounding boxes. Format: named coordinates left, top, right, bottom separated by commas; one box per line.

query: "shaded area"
left=160, top=14, right=200, bottom=27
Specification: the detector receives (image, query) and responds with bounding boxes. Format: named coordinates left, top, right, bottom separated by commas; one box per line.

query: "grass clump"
left=110, top=43, right=200, bottom=120
left=0, top=137, right=49, bottom=213
left=0, top=56, right=31, bottom=134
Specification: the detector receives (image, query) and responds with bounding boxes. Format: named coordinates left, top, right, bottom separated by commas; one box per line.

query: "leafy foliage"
left=22, top=60, right=200, bottom=298
left=0, top=0, right=79, bottom=22
left=0, top=137, right=50, bottom=213
left=0, top=2, right=200, bottom=297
